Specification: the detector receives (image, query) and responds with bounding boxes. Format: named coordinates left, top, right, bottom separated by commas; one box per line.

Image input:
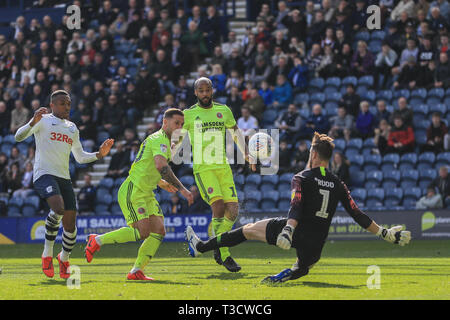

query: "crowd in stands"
left=1, top=0, right=450, bottom=215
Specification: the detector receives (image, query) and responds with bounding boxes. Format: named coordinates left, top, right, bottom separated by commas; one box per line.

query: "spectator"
left=78, top=173, right=96, bottom=216
left=168, top=193, right=188, bottom=214
left=422, top=112, right=448, bottom=153
left=275, top=104, right=303, bottom=144
left=374, top=119, right=391, bottom=155
left=375, top=42, right=398, bottom=89
left=339, top=83, right=361, bottom=118
left=276, top=140, right=293, bottom=174
left=416, top=186, right=443, bottom=209
left=222, top=31, right=241, bottom=59
left=351, top=41, right=374, bottom=77
left=246, top=55, right=271, bottom=87
left=101, top=94, right=124, bottom=139
left=390, top=96, right=413, bottom=127
left=0, top=153, right=8, bottom=192
left=258, top=80, right=273, bottom=106
left=186, top=185, right=209, bottom=214
left=305, top=43, right=323, bottom=77
left=209, top=64, right=227, bottom=97
left=292, top=141, right=310, bottom=172
left=271, top=74, right=292, bottom=109
left=374, top=100, right=391, bottom=126
left=107, top=141, right=130, bottom=179
left=10, top=100, right=30, bottom=134
left=386, top=115, right=415, bottom=155
left=328, top=106, right=354, bottom=141
left=334, top=42, right=353, bottom=78
left=237, top=107, right=258, bottom=138
left=242, top=88, right=266, bottom=121
left=135, top=66, right=160, bottom=110
left=428, top=166, right=450, bottom=202
left=434, top=52, right=450, bottom=88
left=5, top=162, right=22, bottom=194
left=288, top=56, right=309, bottom=94
left=226, top=47, right=245, bottom=76
left=8, top=146, right=26, bottom=169
left=12, top=161, right=33, bottom=199
left=0, top=101, right=10, bottom=136
left=281, top=9, right=307, bottom=43
left=394, top=55, right=421, bottom=90
left=355, top=101, right=375, bottom=139
left=226, top=86, right=243, bottom=119
left=331, top=151, right=350, bottom=186
left=181, top=21, right=208, bottom=70
left=302, top=104, right=330, bottom=137
left=78, top=110, right=97, bottom=152
left=109, top=13, right=128, bottom=39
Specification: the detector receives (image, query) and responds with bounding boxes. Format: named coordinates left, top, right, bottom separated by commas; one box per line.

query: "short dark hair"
left=311, top=132, right=335, bottom=161
left=164, top=108, right=184, bottom=119
left=50, top=90, right=69, bottom=103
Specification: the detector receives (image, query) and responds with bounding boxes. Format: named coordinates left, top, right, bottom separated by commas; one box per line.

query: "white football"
left=248, top=132, right=274, bottom=161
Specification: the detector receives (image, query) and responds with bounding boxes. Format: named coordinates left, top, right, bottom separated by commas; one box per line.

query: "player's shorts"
left=117, top=177, right=163, bottom=226
left=265, top=217, right=324, bottom=268
left=34, top=174, right=77, bottom=211
left=194, top=166, right=238, bottom=205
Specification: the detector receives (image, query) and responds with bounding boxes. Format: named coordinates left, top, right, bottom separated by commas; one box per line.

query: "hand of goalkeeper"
left=276, top=225, right=294, bottom=250
left=377, top=225, right=411, bottom=246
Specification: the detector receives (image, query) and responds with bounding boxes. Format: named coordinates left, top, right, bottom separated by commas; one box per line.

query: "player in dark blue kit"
left=186, top=132, right=411, bottom=283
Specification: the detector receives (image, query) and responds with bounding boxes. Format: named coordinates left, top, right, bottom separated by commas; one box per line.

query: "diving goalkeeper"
left=186, top=132, right=411, bottom=283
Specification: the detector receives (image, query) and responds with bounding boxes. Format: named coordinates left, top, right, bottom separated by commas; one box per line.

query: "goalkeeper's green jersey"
left=128, top=129, right=171, bottom=193
left=183, top=102, right=236, bottom=173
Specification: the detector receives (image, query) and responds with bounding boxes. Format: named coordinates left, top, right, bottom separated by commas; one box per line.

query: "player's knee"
left=53, top=207, right=65, bottom=216
left=137, top=226, right=151, bottom=240
left=242, top=223, right=257, bottom=239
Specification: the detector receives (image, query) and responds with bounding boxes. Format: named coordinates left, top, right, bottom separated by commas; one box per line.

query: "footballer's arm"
left=14, top=107, right=47, bottom=142
left=154, top=155, right=193, bottom=205
left=340, top=181, right=411, bottom=246
left=71, top=129, right=114, bottom=163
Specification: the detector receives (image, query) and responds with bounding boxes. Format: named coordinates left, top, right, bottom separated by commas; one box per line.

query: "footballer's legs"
left=128, top=215, right=165, bottom=279
left=210, top=198, right=226, bottom=264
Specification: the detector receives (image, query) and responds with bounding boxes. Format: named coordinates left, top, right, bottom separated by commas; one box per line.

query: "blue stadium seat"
left=415, top=129, right=428, bottom=146
left=364, top=154, right=381, bottom=171
left=342, top=76, right=357, bottom=87
left=325, top=77, right=341, bottom=88
left=113, top=177, right=126, bottom=188
left=355, top=31, right=370, bottom=42
left=358, top=75, right=374, bottom=88
left=260, top=175, right=279, bottom=192
left=298, top=108, right=310, bottom=119
left=346, top=138, right=363, bottom=153
left=362, top=138, right=376, bottom=156
left=244, top=190, right=262, bottom=210
left=0, top=142, right=13, bottom=157
left=436, top=152, right=450, bottom=167
left=95, top=205, right=111, bottom=216
left=347, top=154, right=364, bottom=170
left=96, top=131, right=110, bottom=146
left=409, top=97, right=425, bottom=109
left=413, top=118, right=429, bottom=130
left=98, top=177, right=114, bottom=190
left=418, top=152, right=436, bottom=165
left=361, top=90, right=376, bottom=103
left=426, top=96, right=442, bottom=106
left=350, top=171, right=365, bottom=188
left=95, top=188, right=110, bottom=202
left=404, top=187, right=421, bottom=201
left=382, top=169, right=400, bottom=185
left=429, top=104, right=447, bottom=117
left=245, top=174, right=262, bottom=188
left=400, top=169, right=419, bottom=188
left=234, top=174, right=245, bottom=189
left=378, top=90, right=393, bottom=102
left=368, top=39, right=382, bottom=53
left=351, top=188, right=367, bottom=206
left=2, top=135, right=15, bottom=144
left=97, top=193, right=113, bottom=206
left=428, top=88, right=445, bottom=100
left=393, top=89, right=410, bottom=100
left=278, top=186, right=292, bottom=200
left=333, top=138, right=346, bottom=153
left=22, top=205, right=37, bottom=217
left=384, top=188, right=403, bottom=207
left=262, top=109, right=278, bottom=126
left=180, top=175, right=195, bottom=187
left=381, top=153, right=400, bottom=171
left=356, top=86, right=367, bottom=97
left=411, top=88, right=427, bottom=99
left=413, top=104, right=429, bottom=118
left=110, top=203, right=122, bottom=215
left=367, top=188, right=385, bottom=202
left=324, top=86, right=338, bottom=95
left=160, top=190, right=172, bottom=201
left=325, top=91, right=342, bottom=102
left=23, top=196, right=40, bottom=209
left=365, top=170, right=383, bottom=189
left=277, top=182, right=291, bottom=194
left=310, top=92, right=325, bottom=105
left=419, top=169, right=437, bottom=189
left=260, top=191, right=279, bottom=210
left=444, top=97, right=450, bottom=109
left=279, top=172, right=294, bottom=184
left=324, top=101, right=338, bottom=116
left=277, top=199, right=291, bottom=211
left=309, top=77, right=325, bottom=90
left=371, top=30, right=385, bottom=40
left=294, top=93, right=309, bottom=104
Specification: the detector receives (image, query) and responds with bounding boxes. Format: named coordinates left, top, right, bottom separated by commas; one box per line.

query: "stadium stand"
left=0, top=0, right=449, bottom=216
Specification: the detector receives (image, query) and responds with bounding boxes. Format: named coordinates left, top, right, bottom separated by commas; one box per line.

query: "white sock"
left=130, top=267, right=140, bottom=274
left=95, top=235, right=103, bottom=246
left=42, top=210, right=63, bottom=257
left=60, top=228, right=77, bottom=262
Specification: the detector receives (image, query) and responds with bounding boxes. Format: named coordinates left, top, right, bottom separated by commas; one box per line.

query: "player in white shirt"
left=15, top=90, right=114, bottom=279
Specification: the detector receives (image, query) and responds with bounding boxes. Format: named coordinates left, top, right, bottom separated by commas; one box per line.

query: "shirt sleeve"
left=151, top=135, right=170, bottom=160
left=287, top=175, right=304, bottom=221
left=71, top=128, right=98, bottom=164
left=339, top=180, right=373, bottom=229
left=224, top=106, right=237, bottom=128
left=14, top=119, right=42, bottom=142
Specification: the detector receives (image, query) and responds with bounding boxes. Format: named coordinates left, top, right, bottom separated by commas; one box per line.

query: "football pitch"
left=0, top=240, right=449, bottom=300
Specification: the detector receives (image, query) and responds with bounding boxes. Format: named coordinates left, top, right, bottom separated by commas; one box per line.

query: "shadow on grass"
left=260, top=281, right=364, bottom=289
left=201, top=273, right=250, bottom=280
left=129, top=279, right=200, bottom=285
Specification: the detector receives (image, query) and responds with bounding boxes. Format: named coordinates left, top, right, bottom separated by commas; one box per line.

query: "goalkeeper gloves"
left=276, top=225, right=294, bottom=250
left=377, top=225, right=411, bottom=246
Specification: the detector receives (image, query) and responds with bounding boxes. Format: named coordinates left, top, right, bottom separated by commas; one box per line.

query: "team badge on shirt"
left=138, top=207, right=146, bottom=214
left=160, top=144, right=167, bottom=153
left=216, top=112, right=223, bottom=119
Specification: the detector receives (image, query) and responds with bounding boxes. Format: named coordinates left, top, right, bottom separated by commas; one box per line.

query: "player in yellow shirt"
left=85, top=108, right=193, bottom=281
left=180, top=77, right=255, bottom=272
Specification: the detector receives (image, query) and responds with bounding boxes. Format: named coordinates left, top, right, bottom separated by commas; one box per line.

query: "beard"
left=198, top=96, right=212, bottom=107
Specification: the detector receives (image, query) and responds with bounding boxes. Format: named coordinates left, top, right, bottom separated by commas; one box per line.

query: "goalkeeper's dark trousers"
left=196, top=227, right=247, bottom=253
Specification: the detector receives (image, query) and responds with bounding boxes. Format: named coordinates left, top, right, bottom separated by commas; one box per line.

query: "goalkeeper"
left=186, top=132, right=411, bottom=283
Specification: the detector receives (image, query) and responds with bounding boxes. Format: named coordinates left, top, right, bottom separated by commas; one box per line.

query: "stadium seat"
left=333, top=138, right=346, bottom=153
left=160, top=190, right=172, bottom=201
left=419, top=169, right=437, bottom=189
left=411, top=88, right=427, bottom=99
left=96, top=131, right=110, bottom=146
left=368, top=40, right=382, bottom=53
left=324, top=86, right=338, bottom=95
left=110, top=203, right=122, bottom=215
left=361, top=90, right=376, bottom=103
left=262, top=109, right=278, bottom=126
left=96, top=187, right=110, bottom=200
left=180, top=175, right=195, bottom=187
left=409, top=97, right=424, bottom=109
left=324, top=101, right=338, bottom=116
left=382, top=169, right=400, bottom=186
left=0, top=142, right=13, bottom=157
left=244, top=190, right=261, bottom=210
left=260, top=175, right=279, bottom=192
left=277, top=182, right=291, bottom=194
left=367, top=188, right=385, bottom=202
left=342, top=76, right=357, bottom=87
left=350, top=171, right=365, bottom=188
left=325, top=77, right=341, bottom=88
left=294, top=93, right=309, bottom=105
left=325, top=91, right=342, bottom=103
left=365, top=170, right=383, bottom=189
left=384, top=188, right=403, bottom=207
left=98, top=177, right=114, bottom=190
left=113, top=177, right=126, bottom=188
left=277, top=199, right=291, bottom=211
left=362, top=138, right=376, bottom=156
left=97, top=193, right=113, bottom=206
left=355, top=31, right=370, bottom=42
left=347, top=154, right=364, bottom=170
left=399, top=153, right=417, bottom=170
left=393, top=89, right=410, bottom=100
left=245, top=174, right=262, bottom=188
left=260, top=191, right=280, bottom=211
left=400, top=169, right=419, bottom=188
left=358, top=75, right=374, bottom=88
left=310, top=92, right=325, bottom=105
left=355, top=86, right=367, bottom=97
left=413, top=104, right=429, bottom=118
left=346, top=138, right=363, bottom=153
left=426, top=96, right=442, bottom=106
left=378, top=90, right=393, bottom=102
left=427, top=88, right=445, bottom=100
left=371, top=30, right=385, bottom=40
left=364, top=154, right=381, bottom=171
left=7, top=205, right=22, bottom=217
left=95, top=205, right=111, bottom=216
left=351, top=188, right=367, bottom=206
left=234, top=174, right=245, bottom=189
left=279, top=172, right=293, bottom=184
left=22, top=205, right=37, bottom=217
left=381, top=153, right=400, bottom=171
left=436, top=152, right=450, bottom=167
left=23, top=196, right=40, bottom=209
left=415, top=130, right=428, bottom=146
left=418, top=152, right=436, bottom=166
left=298, top=107, right=310, bottom=119
left=444, top=97, right=450, bottom=109
left=309, top=78, right=325, bottom=90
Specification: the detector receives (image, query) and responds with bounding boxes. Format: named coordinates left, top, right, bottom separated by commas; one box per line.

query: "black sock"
left=197, top=227, right=247, bottom=253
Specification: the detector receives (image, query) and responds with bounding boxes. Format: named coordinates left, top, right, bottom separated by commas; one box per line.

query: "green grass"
left=0, top=240, right=449, bottom=300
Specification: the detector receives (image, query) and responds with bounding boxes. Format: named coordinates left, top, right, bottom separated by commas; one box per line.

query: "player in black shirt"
left=185, top=132, right=411, bottom=283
